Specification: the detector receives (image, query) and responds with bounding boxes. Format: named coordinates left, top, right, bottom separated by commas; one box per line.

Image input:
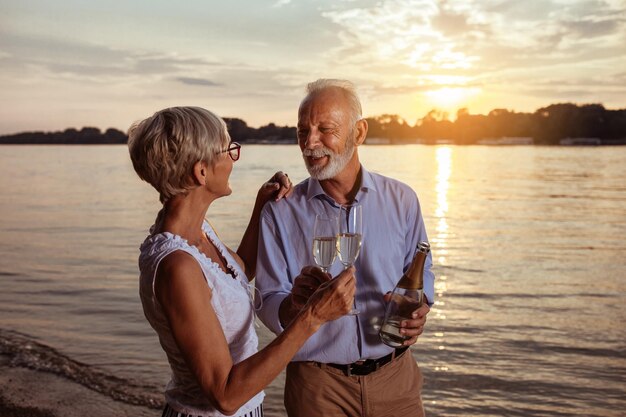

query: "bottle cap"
left=417, top=242, right=430, bottom=253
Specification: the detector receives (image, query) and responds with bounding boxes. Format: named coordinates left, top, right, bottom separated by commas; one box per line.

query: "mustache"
left=302, top=148, right=333, bottom=158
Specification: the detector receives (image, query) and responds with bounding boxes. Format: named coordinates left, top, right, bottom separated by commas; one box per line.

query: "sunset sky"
left=1, top=0, right=625, bottom=134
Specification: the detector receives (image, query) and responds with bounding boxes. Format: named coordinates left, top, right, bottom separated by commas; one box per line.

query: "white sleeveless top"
left=138, top=221, right=264, bottom=416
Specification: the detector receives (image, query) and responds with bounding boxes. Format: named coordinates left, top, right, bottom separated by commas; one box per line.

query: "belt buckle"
left=347, top=359, right=363, bottom=377
left=346, top=362, right=359, bottom=377
left=348, top=360, right=376, bottom=377
left=343, top=349, right=403, bottom=377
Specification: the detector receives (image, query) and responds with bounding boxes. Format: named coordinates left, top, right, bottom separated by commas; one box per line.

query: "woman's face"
left=207, top=148, right=234, bottom=198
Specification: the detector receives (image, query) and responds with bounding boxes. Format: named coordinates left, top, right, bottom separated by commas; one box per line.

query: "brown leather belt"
left=321, top=347, right=409, bottom=376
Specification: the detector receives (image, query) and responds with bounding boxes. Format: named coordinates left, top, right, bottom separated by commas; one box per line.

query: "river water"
left=0, top=145, right=624, bottom=416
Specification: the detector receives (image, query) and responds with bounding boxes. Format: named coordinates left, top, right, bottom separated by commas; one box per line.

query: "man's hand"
left=398, top=302, right=430, bottom=346
left=383, top=293, right=431, bottom=346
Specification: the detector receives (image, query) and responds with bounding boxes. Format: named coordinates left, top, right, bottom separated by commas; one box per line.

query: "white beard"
left=303, top=136, right=355, bottom=180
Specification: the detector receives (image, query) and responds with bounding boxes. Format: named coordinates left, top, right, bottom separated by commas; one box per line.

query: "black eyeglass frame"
left=220, top=142, right=241, bottom=161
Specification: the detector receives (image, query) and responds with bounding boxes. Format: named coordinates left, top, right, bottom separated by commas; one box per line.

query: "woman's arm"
left=235, top=172, right=292, bottom=280
left=155, top=251, right=354, bottom=416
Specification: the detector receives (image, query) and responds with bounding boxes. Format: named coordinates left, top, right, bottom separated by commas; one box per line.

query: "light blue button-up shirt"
left=255, top=166, right=434, bottom=364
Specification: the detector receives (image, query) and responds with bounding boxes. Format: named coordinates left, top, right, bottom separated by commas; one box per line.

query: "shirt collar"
left=306, top=164, right=378, bottom=203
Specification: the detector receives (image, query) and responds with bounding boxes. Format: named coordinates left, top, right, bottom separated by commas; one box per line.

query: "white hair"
left=305, top=79, right=362, bottom=125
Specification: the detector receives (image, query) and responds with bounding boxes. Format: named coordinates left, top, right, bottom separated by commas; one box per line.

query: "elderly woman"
left=128, top=106, right=355, bottom=417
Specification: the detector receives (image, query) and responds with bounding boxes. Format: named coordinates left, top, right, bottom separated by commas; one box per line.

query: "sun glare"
left=424, top=87, right=480, bottom=113
left=434, top=146, right=452, bottom=265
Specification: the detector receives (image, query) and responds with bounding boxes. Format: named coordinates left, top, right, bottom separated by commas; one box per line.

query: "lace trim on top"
left=142, top=221, right=260, bottom=311
left=200, top=222, right=261, bottom=312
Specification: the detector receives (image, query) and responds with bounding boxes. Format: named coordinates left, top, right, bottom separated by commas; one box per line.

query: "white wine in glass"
left=337, top=203, right=362, bottom=314
left=312, top=214, right=337, bottom=273
left=337, top=232, right=362, bottom=266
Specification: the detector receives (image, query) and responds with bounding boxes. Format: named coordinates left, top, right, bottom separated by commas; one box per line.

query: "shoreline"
left=0, top=355, right=158, bottom=417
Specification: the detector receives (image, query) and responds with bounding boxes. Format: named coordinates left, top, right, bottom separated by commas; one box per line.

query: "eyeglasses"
left=220, top=142, right=241, bottom=161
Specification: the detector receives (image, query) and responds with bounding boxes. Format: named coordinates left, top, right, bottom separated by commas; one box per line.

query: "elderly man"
left=255, top=79, right=434, bottom=417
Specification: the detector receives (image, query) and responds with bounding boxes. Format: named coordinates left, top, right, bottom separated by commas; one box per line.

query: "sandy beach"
left=0, top=355, right=159, bottom=417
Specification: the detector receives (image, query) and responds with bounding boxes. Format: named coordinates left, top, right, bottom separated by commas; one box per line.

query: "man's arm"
left=255, top=205, right=294, bottom=334
left=236, top=172, right=292, bottom=280
left=255, top=205, right=331, bottom=332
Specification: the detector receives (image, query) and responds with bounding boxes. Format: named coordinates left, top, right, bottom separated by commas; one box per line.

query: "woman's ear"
left=192, top=160, right=208, bottom=185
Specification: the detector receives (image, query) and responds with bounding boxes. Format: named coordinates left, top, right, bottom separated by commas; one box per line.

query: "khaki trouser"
left=284, top=350, right=425, bottom=417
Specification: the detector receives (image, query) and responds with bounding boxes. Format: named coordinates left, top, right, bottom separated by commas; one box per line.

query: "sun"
left=424, top=87, right=480, bottom=113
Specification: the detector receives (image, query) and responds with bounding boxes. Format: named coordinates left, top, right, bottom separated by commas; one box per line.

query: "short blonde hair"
left=128, top=106, right=230, bottom=203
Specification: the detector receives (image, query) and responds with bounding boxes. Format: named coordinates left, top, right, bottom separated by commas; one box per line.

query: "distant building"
left=365, top=137, right=391, bottom=145
left=435, top=138, right=454, bottom=145
left=477, top=137, right=534, bottom=145
left=559, top=137, right=601, bottom=146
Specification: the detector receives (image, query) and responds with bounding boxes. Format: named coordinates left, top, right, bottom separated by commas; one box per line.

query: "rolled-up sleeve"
left=255, top=204, right=290, bottom=335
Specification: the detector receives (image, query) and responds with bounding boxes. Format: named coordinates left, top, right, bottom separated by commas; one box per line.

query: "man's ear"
left=354, top=118, right=368, bottom=146
left=192, top=160, right=209, bottom=185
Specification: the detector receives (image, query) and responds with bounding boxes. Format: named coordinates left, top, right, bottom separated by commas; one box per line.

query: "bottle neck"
left=398, top=251, right=427, bottom=290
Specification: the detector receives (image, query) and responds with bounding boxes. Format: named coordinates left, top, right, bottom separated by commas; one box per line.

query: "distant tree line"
left=223, top=118, right=296, bottom=143
left=366, top=103, right=626, bottom=145
left=0, top=121, right=296, bottom=145
left=1, top=103, right=624, bottom=145
left=0, top=127, right=128, bottom=145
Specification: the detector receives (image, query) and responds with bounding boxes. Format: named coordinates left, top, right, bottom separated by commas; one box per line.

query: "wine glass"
left=337, top=203, right=362, bottom=314
left=312, top=214, right=338, bottom=274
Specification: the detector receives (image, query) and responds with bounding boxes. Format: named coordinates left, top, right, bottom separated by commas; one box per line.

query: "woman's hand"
left=291, top=266, right=330, bottom=311
left=257, top=171, right=293, bottom=205
left=304, top=266, right=356, bottom=326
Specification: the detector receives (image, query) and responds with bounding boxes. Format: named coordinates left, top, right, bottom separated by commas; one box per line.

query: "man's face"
left=297, top=88, right=357, bottom=180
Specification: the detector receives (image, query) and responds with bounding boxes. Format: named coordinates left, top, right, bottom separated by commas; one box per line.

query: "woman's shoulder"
left=139, top=231, right=190, bottom=263
left=154, top=250, right=211, bottom=300
left=157, top=249, right=201, bottom=275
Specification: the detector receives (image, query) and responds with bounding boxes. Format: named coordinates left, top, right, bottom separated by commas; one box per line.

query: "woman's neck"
left=155, top=191, right=213, bottom=242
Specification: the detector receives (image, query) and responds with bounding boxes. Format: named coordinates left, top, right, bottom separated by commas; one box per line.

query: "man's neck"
left=318, top=157, right=362, bottom=205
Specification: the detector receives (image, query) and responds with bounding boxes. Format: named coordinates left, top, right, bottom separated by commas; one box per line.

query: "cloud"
left=0, top=33, right=226, bottom=84
left=524, top=87, right=604, bottom=100
left=272, top=0, right=291, bottom=7
left=318, top=1, right=626, bottom=83
left=530, top=72, right=626, bottom=89
left=305, top=0, right=626, bottom=120
left=320, top=0, right=475, bottom=70
left=176, top=77, right=221, bottom=87
left=1, top=0, right=624, bottom=133
left=563, top=17, right=622, bottom=38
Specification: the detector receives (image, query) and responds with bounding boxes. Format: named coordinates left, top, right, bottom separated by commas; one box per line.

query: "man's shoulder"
left=367, top=170, right=417, bottom=199
left=368, top=170, right=409, bottom=187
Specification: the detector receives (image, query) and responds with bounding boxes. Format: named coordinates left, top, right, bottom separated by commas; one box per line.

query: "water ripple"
left=0, top=328, right=163, bottom=409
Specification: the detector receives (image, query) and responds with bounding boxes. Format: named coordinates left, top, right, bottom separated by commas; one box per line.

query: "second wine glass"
left=337, top=203, right=362, bottom=314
